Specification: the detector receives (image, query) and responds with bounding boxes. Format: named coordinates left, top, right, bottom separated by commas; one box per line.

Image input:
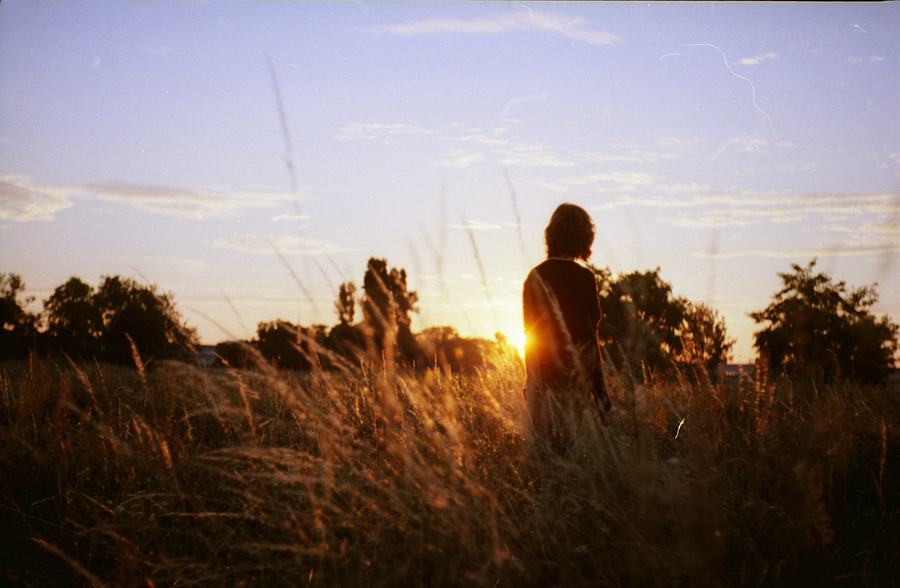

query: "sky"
left=1, top=1, right=898, bottom=363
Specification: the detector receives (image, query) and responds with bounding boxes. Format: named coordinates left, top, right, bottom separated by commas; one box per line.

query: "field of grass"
left=2, top=350, right=898, bottom=587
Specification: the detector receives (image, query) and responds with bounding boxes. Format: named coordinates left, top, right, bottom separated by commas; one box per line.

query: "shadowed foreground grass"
left=1, top=352, right=898, bottom=587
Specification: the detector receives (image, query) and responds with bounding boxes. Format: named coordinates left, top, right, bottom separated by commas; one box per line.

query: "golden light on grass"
left=2, top=340, right=899, bottom=586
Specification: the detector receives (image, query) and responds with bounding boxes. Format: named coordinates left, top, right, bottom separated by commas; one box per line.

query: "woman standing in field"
left=523, top=203, right=611, bottom=452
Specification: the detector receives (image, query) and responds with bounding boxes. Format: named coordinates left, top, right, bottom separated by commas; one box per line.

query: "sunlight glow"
left=3, top=2, right=897, bottom=365
left=510, top=332, right=527, bottom=357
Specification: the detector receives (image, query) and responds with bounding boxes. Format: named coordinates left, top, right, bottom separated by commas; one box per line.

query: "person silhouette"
left=523, top=203, right=611, bottom=453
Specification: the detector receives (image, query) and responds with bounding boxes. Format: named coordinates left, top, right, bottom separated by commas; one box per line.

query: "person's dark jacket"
left=523, top=259, right=610, bottom=445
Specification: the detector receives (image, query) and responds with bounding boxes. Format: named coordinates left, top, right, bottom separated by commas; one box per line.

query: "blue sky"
left=2, top=1, right=898, bottom=362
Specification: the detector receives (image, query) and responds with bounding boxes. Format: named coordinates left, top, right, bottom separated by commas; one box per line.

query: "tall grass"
left=1, top=351, right=898, bottom=586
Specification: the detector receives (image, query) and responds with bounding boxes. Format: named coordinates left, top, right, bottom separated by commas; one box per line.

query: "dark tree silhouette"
left=89, top=276, right=197, bottom=365
left=0, top=273, right=39, bottom=359
left=751, top=259, right=898, bottom=384
left=362, top=259, right=417, bottom=328
left=591, top=266, right=732, bottom=381
left=362, top=258, right=420, bottom=362
left=594, top=267, right=687, bottom=379
left=679, top=302, right=734, bottom=382
left=213, top=340, right=256, bottom=369
left=43, top=277, right=102, bottom=359
left=327, top=321, right=365, bottom=361
left=256, top=320, right=307, bottom=370
left=255, top=321, right=331, bottom=371
left=217, top=260, right=429, bottom=373
left=335, top=282, right=357, bottom=325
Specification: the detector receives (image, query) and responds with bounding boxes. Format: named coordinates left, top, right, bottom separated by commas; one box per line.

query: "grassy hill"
left=2, top=352, right=898, bottom=586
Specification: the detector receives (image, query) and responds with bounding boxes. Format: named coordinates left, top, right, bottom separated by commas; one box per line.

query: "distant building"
left=889, top=368, right=900, bottom=393
left=718, top=363, right=755, bottom=384
left=194, top=344, right=217, bottom=366
left=717, top=363, right=900, bottom=390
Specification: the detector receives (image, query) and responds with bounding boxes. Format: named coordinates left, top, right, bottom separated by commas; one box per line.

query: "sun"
left=509, top=332, right=527, bottom=357
left=495, top=328, right=527, bottom=357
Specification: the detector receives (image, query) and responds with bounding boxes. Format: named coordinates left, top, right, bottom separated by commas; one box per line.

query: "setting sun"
left=3, top=1, right=898, bottom=368
left=509, top=332, right=527, bottom=357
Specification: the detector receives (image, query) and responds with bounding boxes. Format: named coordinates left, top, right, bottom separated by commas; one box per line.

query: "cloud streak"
left=209, top=234, right=352, bottom=255
left=336, top=122, right=435, bottom=142
left=736, top=52, right=778, bottom=66
left=449, top=219, right=503, bottom=231
left=0, top=177, right=300, bottom=222
left=845, top=54, right=886, bottom=64
left=660, top=193, right=900, bottom=255
left=0, top=178, right=73, bottom=221
left=694, top=242, right=900, bottom=260
left=440, top=149, right=486, bottom=168
left=362, top=9, right=624, bottom=46
left=497, top=144, right=575, bottom=168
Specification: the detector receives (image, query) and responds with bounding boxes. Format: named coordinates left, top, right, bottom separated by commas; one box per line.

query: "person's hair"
left=544, top=203, right=595, bottom=260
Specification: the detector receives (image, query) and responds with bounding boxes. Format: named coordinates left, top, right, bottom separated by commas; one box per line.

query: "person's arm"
left=523, top=271, right=541, bottom=347
left=572, top=268, right=602, bottom=343
left=589, top=272, right=602, bottom=333
left=586, top=273, right=611, bottom=412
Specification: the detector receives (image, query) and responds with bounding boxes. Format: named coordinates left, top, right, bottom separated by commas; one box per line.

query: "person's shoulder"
left=527, top=259, right=557, bottom=276
left=553, top=258, right=593, bottom=275
left=530, top=258, right=593, bottom=276
left=535, top=258, right=572, bottom=268
left=523, top=265, right=544, bottom=292
left=570, top=260, right=593, bottom=274
left=568, top=263, right=595, bottom=288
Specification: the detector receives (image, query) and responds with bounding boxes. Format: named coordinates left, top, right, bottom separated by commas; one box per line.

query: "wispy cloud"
left=664, top=192, right=899, bottom=230
left=338, top=119, right=693, bottom=174
left=209, top=234, right=351, bottom=255
left=0, top=177, right=73, bottom=221
left=336, top=122, right=435, bottom=142
left=536, top=171, right=663, bottom=195
left=576, top=150, right=673, bottom=165
left=577, top=172, right=657, bottom=187
left=0, top=177, right=299, bottom=222
left=362, top=9, right=624, bottom=46
left=657, top=182, right=712, bottom=194
left=707, top=134, right=772, bottom=162
left=450, top=219, right=503, bottom=231
left=273, top=213, right=311, bottom=222
left=575, top=136, right=695, bottom=165
left=845, top=54, right=886, bottom=64
left=860, top=221, right=900, bottom=235
left=335, top=119, right=582, bottom=170
left=694, top=242, right=900, bottom=260
left=736, top=52, right=778, bottom=66
left=496, top=143, right=575, bottom=168
left=440, top=148, right=486, bottom=168
left=450, top=130, right=510, bottom=149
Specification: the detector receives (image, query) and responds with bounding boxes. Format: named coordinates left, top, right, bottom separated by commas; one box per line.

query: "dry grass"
left=1, top=351, right=898, bottom=587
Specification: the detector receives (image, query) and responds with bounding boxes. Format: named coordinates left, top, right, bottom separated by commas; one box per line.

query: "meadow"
left=1, top=349, right=898, bottom=587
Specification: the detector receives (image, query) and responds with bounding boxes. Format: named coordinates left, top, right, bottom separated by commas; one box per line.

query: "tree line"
left=0, top=274, right=197, bottom=365
left=1, top=258, right=897, bottom=384
left=215, top=258, right=506, bottom=374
